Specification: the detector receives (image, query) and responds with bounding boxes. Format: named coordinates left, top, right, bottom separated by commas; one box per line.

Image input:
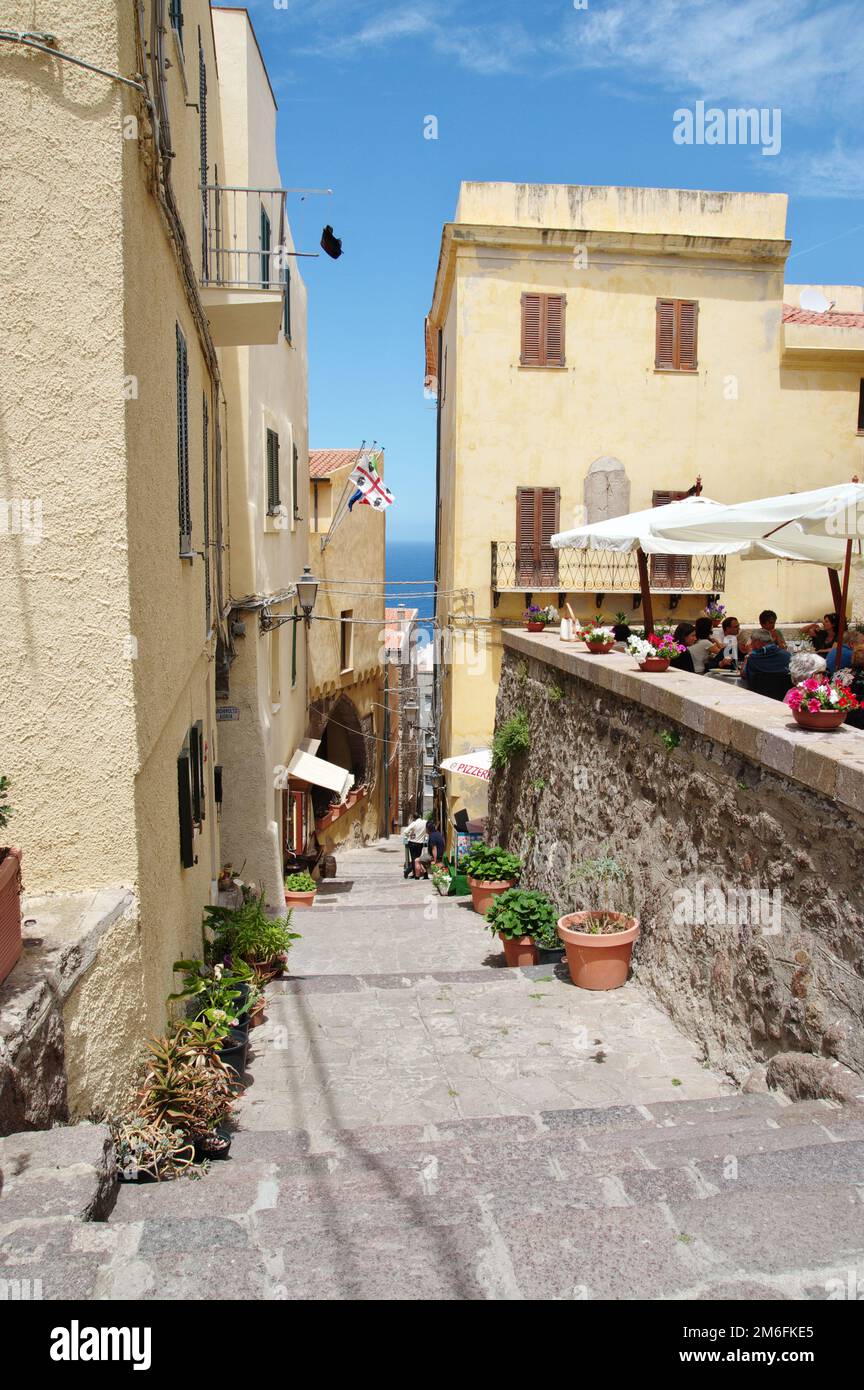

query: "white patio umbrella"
left=438, top=750, right=492, bottom=782
left=651, top=481, right=864, bottom=667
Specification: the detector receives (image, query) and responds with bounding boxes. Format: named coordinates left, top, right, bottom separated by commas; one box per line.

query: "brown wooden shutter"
left=677, top=300, right=698, bottom=370
left=649, top=489, right=692, bottom=588
left=539, top=487, right=560, bottom=583
left=516, top=487, right=559, bottom=585
left=521, top=294, right=542, bottom=365
left=544, top=295, right=565, bottom=366
left=516, top=487, right=536, bottom=582
left=655, top=300, right=676, bottom=369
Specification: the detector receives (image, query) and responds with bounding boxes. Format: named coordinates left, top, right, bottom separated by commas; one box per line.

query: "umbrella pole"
left=636, top=547, right=655, bottom=637
left=828, top=567, right=843, bottom=614
left=835, top=539, right=853, bottom=672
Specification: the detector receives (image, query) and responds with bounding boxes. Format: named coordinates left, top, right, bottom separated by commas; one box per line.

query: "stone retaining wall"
left=487, top=630, right=864, bottom=1081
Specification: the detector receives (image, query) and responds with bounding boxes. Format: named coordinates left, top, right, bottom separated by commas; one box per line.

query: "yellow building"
left=307, top=451, right=387, bottom=849
left=0, top=2, right=302, bottom=1117
left=426, top=182, right=864, bottom=816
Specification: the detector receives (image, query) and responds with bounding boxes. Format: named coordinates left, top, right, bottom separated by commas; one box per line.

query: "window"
left=189, top=721, right=205, bottom=824
left=292, top=442, right=300, bottom=520
left=178, top=721, right=205, bottom=868
left=858, top=380, right=864, bottom=433
left=202, top=394, right=211, bottom=634
left=282, top=263, right=291, bottom=341
left=655, top=299, right=698, bottom=371
left=520, top=293, right=566, bottom=367
left=260, top=205, right=271, bottom=288
left=270, top=627, right=281, bottom=709
left=291, top=609, right=298, bottom=687
left=515, top=487, right=560, bottom=586
left=170, top=0, right=184, bottom=51
left=266, top=428, right=280, bottom=513
left=176, top=324, right=191, bottom=554
left=650, top=490, right=692, bottom=588
left=340, top=610, right=354, bottom=672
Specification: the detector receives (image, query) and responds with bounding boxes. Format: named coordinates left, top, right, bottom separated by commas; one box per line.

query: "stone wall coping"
left=503, top=628, right=864, bottom=813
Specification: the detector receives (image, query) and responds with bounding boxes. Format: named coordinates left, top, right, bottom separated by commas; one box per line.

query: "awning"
left=439, top=750, right=492, bottom=782
left=285, top=749, right=353, bottom=800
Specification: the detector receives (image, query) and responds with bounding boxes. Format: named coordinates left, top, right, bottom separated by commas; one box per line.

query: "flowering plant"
left=784, top=676, right=860, bottom=714
left=704, top=599, right=726, bottom=622
left=523, top=604, right=555, bottom=625
left=627, top=633, right=686, bottom=662
left=580, top=622, right=615, bottom=645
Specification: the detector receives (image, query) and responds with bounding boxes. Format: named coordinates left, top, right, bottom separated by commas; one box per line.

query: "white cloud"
left=777, top=142, right=864, bottom=200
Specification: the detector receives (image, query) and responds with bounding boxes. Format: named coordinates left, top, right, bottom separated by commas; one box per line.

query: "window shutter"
left=170, top=0, right=184, bottom=50
left=650, top=489, right=692, bottom=588
left=189, top=720, right=205, bottom=822
left=655, top=300, right=676, bottom=369
left=292, top=442, right=300, bottom=519
left=266, top=428, right=280, bottom=512
left=516, top=487, right=536, bottom=583
left=291, top=610, right=298, bottom=687
left=544, top=295, right=566, bottom=367
left=202, top=394, right=211, bottom=633
left=260, top=205, right=271, bottom=288
left=539, top=487, right=560, bottom=583
left=521, top=294, right=542, bottom=366
left=178, top=749, right=194, bottom=868
left=176, top=324, right=191, bottom=553
left=677, top=300, right=698, bottom=370
left=282, top=264, right=291, bottom=340
left=198, top=38, right=207, bottom=186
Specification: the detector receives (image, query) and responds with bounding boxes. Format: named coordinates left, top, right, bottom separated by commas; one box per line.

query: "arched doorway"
left=308, top=694, right=369, bottom=821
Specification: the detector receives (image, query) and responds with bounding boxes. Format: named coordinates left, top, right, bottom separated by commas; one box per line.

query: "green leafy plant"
left=168, top=958, right=254, bottom=1029
left=516, top=659, right=528, bottom=685
left=615, top=611, right=629, bottom=625
left=111, top=1115, right=197, bottom=1183
left=659, top=729, right=680, bottom=752
left=0, top=776, right=11, bottom=834
left=484, top=888, right=560, bottom=947
left=461, top=843, right=522, bottom=884
left=492, top=710, right=531, bottom=769
left=205, top=892, right=300, bottom=968
left=565, top=855, right=635, bottom=934
left=284, top=871, right=316, bottom=892
left=548, top=683, right=563, bottom=703
left=531, top=777, right=546, bottom=793
left=430, top=864, right=451, bottom=895
left=136, top=1027, right=238, bottom=1143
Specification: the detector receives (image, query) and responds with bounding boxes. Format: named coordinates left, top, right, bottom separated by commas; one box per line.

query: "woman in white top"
left=690, top=617, right=722, bottom=675
left=403, top=815, right=428, bottom=879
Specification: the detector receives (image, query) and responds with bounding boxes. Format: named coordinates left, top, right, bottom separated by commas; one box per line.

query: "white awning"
left=550, top=495, right=746, bottom=556
left=439, top=749, right=492, bottom=782
left=286, top=749, right=353, bottom=799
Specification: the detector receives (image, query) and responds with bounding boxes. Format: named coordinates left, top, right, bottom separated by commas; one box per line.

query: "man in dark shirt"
left=426, top=821, right=446, bottom=864
left=742, top=628, right=792, bottom=700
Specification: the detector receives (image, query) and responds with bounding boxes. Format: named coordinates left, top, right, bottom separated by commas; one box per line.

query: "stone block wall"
left=487, top=631, right=864, bottom=1082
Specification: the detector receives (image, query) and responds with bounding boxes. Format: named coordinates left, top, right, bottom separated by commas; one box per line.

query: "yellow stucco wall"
left=431, top=183, right=864, bottom=809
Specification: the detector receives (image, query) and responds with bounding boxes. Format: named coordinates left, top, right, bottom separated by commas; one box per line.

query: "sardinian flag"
left=348, top=452, right=395, bottom=511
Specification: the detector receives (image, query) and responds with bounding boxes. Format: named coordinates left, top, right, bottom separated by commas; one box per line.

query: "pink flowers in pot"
left=626, top=632, right=686, bottom=661
left=784, top=676, right=859, bottom=715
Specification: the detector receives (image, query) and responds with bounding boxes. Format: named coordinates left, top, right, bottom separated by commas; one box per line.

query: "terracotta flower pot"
left=792, top=707, right=847, bottom=731
left=639, top=657, right=670, bottom=672
left=586, top=641, right=614, bottom=654
left=557, top=911, right=640, bottom=991
left=248, top=997, right=266, bottom=1028
left=0, top=848, right=23, bottom=987
left=500, top=933, right=539, bottom=967
left=468, top=876, right=516, bottom=916
left=284, top=889, right=317, bottom=908
left=525, top=622, right=546, bottom=632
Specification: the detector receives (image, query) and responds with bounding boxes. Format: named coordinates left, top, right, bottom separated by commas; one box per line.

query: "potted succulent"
left=112, top=1114, right=197, bottom=1184
left=523, top=604, right=555, bottom=633
left=579, top=621, right=615, bottom=654
left=784, top=675, right=859, bottom=731
left=462, top=844, right=522, bottom=916
left=134, top=1023, right=240, bottom=1162
left=0, top=776, right=22, bottom=988
left=284, top=870, right=318, bottom=908
left=484, top=888, right=561, bottom=967
left=557, top=855, right=640, bottom=991
left=626, top=632, right=686, bottom=672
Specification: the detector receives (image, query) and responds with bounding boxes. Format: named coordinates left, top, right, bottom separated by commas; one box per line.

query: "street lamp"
left=296, top=566, right=319, bottom=623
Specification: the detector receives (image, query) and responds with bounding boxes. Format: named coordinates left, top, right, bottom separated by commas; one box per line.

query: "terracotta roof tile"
left=383, top=607, right=419, bottom=652
left=309, top=449, right=361, bottom=478
left=782, top=303, right=864, bottom=328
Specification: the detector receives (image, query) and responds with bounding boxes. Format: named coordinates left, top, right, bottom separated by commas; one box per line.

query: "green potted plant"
left=461, top=844, right=522, bottom=916
left=579, top=621, right=615, bottom=654
left=523, top=605, right=555, bottom=633
left=168, top=958, right=255, bottom=1034
left=484, top=888, right=562, bottom=967
left=205, top=892, right=301, bottom=982
left=111, top=1114, right=197, bottom=1183
left=557, top=855, right=640, bottom=991
left=136, top=1023, right=240, bottom=1160
left=0, top=776, right=22, bottom=987
left=429, top=863, right=451, bottom=896
left=284, top=869, right=318, bottom=908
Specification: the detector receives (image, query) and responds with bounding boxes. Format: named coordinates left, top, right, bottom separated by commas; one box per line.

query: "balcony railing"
left=491, top=541, right=726, bottom=607
left=201, top=186, right=287, bottom=289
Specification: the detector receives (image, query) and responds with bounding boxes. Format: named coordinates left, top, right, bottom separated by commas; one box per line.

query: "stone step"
left=0, top=1122, right=117, bottom=1224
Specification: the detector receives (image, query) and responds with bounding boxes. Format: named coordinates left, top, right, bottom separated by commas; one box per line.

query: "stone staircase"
left=4, top=1089, right=863, bottom=1300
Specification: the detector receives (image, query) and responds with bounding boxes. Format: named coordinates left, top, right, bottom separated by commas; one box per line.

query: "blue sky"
left=217, top=0, right=864, bottom=544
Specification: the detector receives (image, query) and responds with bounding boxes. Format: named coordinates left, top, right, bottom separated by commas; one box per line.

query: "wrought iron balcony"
left=199, top=186, right=287, bottom=346
left=491, top=541, right=726, bottom=608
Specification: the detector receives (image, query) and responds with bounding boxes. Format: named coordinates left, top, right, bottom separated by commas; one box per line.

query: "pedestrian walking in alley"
left=402, top=813, right=429, bottom=878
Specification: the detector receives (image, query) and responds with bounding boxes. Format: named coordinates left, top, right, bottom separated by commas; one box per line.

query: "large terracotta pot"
left=557, top=911, right=640, bottom=991
left=500, top=933, right=538, bottom=968
left=468, top=876, right=516, bottom=916
left=0, top=848, right=23, bottom=987
left=284, top=889, right=317, bottom=908
left=586, top=641, right=614, bottom=654
left=792, top=708, right=847, bottom=731
left=639, top=658, right=670, bottom=672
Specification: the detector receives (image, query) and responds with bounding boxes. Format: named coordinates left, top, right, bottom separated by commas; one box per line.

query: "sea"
left=385, top=538, right=436, bottom=623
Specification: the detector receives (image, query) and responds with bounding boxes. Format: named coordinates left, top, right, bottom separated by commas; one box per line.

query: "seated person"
left=789, top=651, right=827, bottom=685
left=825, top=640, right=854, bottom=675
left=670, top=622, right=696, bottom=672
left=426, top=820, right=446, bottom=864
left=842, top=641, right=864, bottom=729
left=803, top=612, right=838, bottom=655
left=741, top=628, right=792, bottom=700
left=707, top=615, right=749, bottom=669
left=690, top=616, right=721, bottom=674
left=611, top=622, right=632, bottom=652
left=759, top=609, right=787, bottom=649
